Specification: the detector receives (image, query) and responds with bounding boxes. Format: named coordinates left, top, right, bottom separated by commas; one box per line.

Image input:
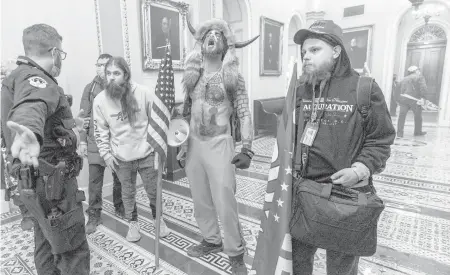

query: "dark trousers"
left=34, top=177, right=90, bottom=274
left=397, top=102, right=423, bottom=135
left=292, top=238, right=359, bottom=275
left=389, top=94, right=397, bottom=116
left=87, top=164, right=137, bottom=219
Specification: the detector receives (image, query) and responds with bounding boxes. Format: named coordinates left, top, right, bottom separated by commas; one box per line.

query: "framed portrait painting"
left=342, top=25, right=373, bottom=74
left=140, top=0, right=189, bottom=71
left=260, top=16, right=284, bottom=76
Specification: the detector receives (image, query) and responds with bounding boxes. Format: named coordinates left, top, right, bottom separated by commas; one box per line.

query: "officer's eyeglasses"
left=95, top=63, right=107, bottom=68
left=49, top=47, right=67, bottom=60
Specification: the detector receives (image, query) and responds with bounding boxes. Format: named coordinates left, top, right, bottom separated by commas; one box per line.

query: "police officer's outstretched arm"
left=7, top=80, right=62, bottom=167
left=7, top=120, right=40, bottom=167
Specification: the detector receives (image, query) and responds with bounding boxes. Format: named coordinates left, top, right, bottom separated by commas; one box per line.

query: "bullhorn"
left=167, top=118, right=190, bottom=147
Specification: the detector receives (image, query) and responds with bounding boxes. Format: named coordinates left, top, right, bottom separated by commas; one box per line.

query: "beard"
left=201, top=38, right=224, bottom=58
left=106, top=80, right=139, bottom=126
left=299, top=57, right=335, bottom=86
left=106, top=81, right=126, bottom=100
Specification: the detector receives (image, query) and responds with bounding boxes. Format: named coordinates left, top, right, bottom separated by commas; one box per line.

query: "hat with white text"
left=294, top=20, right=344, bottom=46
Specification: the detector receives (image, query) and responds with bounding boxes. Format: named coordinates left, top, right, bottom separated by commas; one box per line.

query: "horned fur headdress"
left=182, top=17, right=259, bottom=95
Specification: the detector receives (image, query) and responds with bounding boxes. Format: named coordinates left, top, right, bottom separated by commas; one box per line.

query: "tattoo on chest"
left=191, top=73, right=230, bottom=137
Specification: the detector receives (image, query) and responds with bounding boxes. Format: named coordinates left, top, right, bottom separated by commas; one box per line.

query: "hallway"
left=1, top=123, right=449, bottom=275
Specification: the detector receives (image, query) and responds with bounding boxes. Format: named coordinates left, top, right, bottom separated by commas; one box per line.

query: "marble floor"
left=1, top=123, right=450, bottom=275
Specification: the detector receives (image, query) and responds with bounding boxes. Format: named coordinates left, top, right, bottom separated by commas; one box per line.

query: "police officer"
left=1, top=24, right=90, bottom=274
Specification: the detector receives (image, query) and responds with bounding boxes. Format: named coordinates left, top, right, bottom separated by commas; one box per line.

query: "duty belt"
left=36, top=156, right=83, bottom=180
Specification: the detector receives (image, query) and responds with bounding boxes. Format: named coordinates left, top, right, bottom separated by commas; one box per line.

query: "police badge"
left=28, top=76, right=48, bottom=88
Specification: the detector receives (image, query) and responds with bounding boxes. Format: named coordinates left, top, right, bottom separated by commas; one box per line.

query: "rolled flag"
left=400, top=94, right=440, bottom=111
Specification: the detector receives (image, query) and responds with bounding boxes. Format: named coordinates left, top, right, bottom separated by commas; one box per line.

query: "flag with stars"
left=251, top=64, right=297, bottom=275
left=147, top=46, right=175, bottom=166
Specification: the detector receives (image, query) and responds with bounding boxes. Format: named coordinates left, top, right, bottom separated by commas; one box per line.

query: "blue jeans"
left=115, top=153, right=159, bottom=221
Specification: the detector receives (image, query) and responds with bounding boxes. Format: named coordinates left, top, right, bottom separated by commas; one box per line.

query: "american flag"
left=251, top=64, right=297, bottom=275
left=147, top=46, right=175, bottom=166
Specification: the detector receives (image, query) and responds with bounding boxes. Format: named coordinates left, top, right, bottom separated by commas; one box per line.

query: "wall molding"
left=94, top=0, right=103, bottom=55
left=120, top=0, right=132, bottom=66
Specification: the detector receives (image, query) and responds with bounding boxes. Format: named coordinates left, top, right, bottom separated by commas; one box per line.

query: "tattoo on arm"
left=235, top=74, right=253, bottom=149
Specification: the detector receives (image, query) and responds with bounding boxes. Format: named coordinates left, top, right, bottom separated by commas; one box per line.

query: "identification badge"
left=300, top=122, right=319, bottom=146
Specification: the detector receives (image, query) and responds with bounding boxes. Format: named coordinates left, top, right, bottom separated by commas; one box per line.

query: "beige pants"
left=185, top=135, right=245, bottom=257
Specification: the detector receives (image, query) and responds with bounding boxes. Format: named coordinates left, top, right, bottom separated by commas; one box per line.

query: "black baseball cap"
left=294, top=20, right=344, bottom=46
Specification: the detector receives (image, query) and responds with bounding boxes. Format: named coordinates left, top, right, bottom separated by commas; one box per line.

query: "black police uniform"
left=1, top=56, right=90, bottom=274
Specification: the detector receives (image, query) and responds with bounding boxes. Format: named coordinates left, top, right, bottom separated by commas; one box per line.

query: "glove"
left=231, top=148, right=254, bottom=169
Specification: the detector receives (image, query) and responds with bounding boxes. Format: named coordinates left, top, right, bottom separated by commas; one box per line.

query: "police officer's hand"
left=330, top=168, right=359, bottom=187
left=105, top=155, right=119, bottom=172
left=79, top=142, right=88, bottom=158
left=7, top=121, right=40, bottom=168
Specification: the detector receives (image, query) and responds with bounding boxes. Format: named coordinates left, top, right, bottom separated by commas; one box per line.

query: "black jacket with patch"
left=1, top=56, right=78, bottom=163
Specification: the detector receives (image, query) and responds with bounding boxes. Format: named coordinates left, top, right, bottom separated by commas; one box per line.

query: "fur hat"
left=182, top=18, right=259, bottom=95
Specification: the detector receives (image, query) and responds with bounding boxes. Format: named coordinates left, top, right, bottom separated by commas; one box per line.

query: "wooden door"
left=406, top=43, right=446, bottom=104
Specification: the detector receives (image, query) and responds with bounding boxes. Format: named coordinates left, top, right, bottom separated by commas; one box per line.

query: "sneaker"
left=396, top=133, right=403, bottom=138
left=187, top=240, right=223, bottom=257
left=158, top=219, right=170, bottom=238
left=229, top=253, right=248, bottom=275
left=126, top=220, right=141, bottom=242
left=85, top=210, right=102, bottom=235
left=414, top=131, right=427, bottom=136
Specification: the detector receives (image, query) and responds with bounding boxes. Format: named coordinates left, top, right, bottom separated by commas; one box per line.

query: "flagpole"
left=154, top=153, right=164, bottom=270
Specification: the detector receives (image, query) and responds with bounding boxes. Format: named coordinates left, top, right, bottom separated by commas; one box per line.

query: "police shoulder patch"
left=28, top=76, right=48, bottom=88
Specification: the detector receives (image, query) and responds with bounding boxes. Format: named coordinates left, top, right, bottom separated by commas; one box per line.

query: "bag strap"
left=355, top=76, right=373, bottom=120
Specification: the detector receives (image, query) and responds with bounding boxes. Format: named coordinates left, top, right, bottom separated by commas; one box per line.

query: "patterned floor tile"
left=134, top=185, right=450, bottom=269
left=380, top=163, right=450, bottom=184
left=375, top=182, right=450, bottom=212
left=235, top=136, right=275, bottom=158
left=312, top=248, right=428, bottom=275
left=377, top=209, right=450, bottom=265
left=171, top=175, right=266, bottom=210
left=134, top=188, right=261, bottom=258
left=0, top=215, right=182, bottom=275
left=373, top=175, right=450, bottom=193
left=388, top=148, right=450, bottom=170
left=88, top=225, right=183, bottom=275
left=101, top=200, right=234, bottom=275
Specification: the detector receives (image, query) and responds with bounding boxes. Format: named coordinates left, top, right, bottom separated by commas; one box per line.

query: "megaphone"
left=167, top=118, right=190, bottom=147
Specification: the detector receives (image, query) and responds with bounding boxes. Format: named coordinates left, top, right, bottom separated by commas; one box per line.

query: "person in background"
left=389, top=74, right=399, bottom=116
left=396, top=66, right=428, bottom=138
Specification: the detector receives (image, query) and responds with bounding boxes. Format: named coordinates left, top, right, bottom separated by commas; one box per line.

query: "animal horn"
left=235, top=35, right=260, bottom=48
left=186, top=15, right=196, bottom=35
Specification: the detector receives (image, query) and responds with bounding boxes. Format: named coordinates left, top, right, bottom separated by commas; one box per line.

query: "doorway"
left=405, top=24, right=447, bottom=105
